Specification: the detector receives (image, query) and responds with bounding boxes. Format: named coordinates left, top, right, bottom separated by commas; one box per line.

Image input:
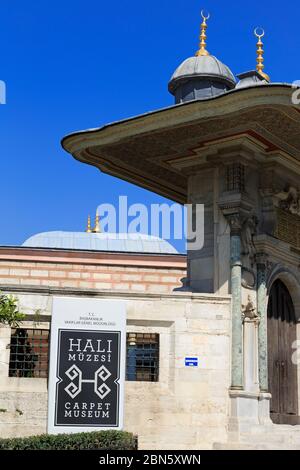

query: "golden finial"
left=195, top=10, right=210, bottom=57
left=86, top=215, right=92, bottom=233
left=254, top=27, right=270, bottom=82
left=92, top=210, right=101, bottom=233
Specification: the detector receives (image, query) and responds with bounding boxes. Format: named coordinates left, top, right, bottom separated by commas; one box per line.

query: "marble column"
left=256, top=255, right=268, bottom=392
left=229, top=215, right=243, bottom=389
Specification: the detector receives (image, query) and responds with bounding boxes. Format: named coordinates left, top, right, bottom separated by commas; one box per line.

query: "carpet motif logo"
left=64, top=364, right=112, bottom=400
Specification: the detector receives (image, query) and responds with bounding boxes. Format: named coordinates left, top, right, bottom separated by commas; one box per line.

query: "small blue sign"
left=185, top=357, right=198, bottom=367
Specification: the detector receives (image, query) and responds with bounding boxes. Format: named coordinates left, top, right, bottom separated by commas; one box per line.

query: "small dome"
left=22, top=231, right=178, bottom=255
left=169, top=55, right=236, bottom=103
left=170, top=55, right=236, bottom=88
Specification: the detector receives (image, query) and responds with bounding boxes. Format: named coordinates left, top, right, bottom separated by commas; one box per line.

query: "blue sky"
left=0, top=0, right=299, bottom=252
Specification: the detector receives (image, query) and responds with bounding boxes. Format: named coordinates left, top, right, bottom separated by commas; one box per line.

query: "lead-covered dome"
left=168, top=12, right=236, bottom=103
left=22, top=231, right=178, bottom=254
left=168, top=54, right=236, bottom=103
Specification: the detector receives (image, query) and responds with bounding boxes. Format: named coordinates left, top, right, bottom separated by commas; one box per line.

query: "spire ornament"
left=254, top=27, right=270, bottom=82
left=195, top=10, right=210, bottom=57
left=86, top=215, right=92, bottom=233
left=92, top=210, right=101, bottom=233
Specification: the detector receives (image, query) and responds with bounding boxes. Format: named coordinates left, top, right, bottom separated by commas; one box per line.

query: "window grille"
left=8, top=329, right=159, bottom=382
left=9, top=328, right=49, bottom=378
left=226, top=163, right=245, bottom=192
left=126, top=333, right=159, bottom=382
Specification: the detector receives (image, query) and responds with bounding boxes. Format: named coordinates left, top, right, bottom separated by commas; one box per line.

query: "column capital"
left=226, top=213, right=243, bottom=236
left=255, top=252, right=269, bottom=268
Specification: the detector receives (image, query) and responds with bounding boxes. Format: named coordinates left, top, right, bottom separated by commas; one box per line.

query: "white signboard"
left=47, top=297, right=126, bottom=434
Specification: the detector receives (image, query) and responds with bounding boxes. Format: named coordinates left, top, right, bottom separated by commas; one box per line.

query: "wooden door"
left=268, top=280, right=298, bottom=424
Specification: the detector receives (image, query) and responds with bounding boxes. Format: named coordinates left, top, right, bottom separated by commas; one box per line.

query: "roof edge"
left=61, top=83, right=296, bottom=153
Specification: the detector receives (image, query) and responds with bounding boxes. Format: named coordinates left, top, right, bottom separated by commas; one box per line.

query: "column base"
left=258, top=392, right=272, bottom=425
left=228, top=389, right=272, bottom=438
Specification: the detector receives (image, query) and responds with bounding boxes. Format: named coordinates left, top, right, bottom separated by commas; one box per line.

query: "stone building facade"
left=0, top=246, right=231, bottom=449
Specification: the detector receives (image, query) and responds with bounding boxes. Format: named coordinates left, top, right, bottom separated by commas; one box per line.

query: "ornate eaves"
left=62, top=85, right=300, bottom=203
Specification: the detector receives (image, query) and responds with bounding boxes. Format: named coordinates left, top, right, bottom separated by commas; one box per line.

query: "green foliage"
left=0, top=431, right=138, bottom=450
left=0, top=293, right=25, bottom=327
left=33, top=309, right=42, bottom=326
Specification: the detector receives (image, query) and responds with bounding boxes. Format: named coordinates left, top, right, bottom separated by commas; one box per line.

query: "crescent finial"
left=254, top=27, right=265, bottom=39
left=201, top=10, right=210, bottom=21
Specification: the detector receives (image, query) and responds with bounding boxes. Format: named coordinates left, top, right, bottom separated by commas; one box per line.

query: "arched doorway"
left=268, top=279, right=298, bottom=424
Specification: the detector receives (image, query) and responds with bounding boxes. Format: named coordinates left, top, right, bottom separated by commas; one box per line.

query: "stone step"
left=237, top=432, right=300, bottom=448
left=247, top=424, right=300, bottom=435
left=215, top=424, right=300, bottom=449
left=214, top=441, right=300, bottom=450
left=213, top=442, right=257, bottom=450
left=238, top=425, right=300, bottom=446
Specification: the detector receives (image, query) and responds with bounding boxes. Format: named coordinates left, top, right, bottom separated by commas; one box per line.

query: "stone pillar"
left=256, top=254, right=268, bottom=392
left=228, top=215, right=243, bottom=389
left=243, top=317, right=259, bottom=393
